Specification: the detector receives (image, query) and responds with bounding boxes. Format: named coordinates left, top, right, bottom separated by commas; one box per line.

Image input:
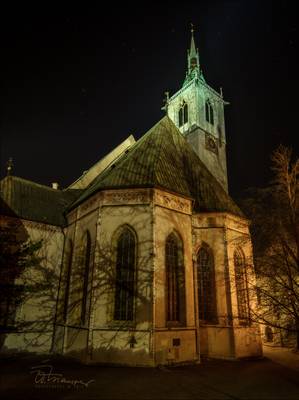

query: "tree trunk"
left=296, top=322, right=299, bottom=351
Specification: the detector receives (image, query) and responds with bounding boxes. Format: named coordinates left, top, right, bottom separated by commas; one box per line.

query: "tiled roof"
left=70, top=116, right=243, bottom=217
left=0, top=176, right=82, bottom=227
left=0, top=117, right=243, bottom=224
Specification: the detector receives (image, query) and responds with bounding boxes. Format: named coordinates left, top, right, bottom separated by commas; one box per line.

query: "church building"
left=0, top=30, right=262, bottom=365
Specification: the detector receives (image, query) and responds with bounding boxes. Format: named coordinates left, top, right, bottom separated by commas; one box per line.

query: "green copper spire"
left=183, top=24, right=204, bottom=86
left=189, top=23, right=197, bottom=59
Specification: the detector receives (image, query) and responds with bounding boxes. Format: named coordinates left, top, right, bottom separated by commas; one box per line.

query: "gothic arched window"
left=114, top=228, right=136, bottom=321
left=81, top=231, right=92, bottom=325
left=183, top=102, right=188, bottom=124
left=63, top=239, right=73, bottom=323
left=197, top=246, right=217, bottom=323
left=205, top=99, right=214, bottom=125
left=234, top=248, right=250, bottom=324
left=179, top=107, right=183, bottom=127
left=166, top=232, right=186, bottom=325
left=178, top=101, right=188, bottom=127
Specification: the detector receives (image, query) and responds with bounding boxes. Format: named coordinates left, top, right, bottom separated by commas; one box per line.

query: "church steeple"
left=184, top=24, right=204, bottom=86
left=189, top=24, right=197, bottom=64
left=165, top=26, right=228, bottom=192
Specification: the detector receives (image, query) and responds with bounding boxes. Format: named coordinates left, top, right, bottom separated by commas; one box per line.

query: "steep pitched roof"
left=0, top=176, right=82, bottom=227
left=70, top=116, right=243, bottom=217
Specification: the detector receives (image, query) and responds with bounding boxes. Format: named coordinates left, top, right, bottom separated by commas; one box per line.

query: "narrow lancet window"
left=166, top=233, right=186, bottom=324
left=197, top=246, right=217, bottom=323
left=183, top=102, right=188, bottom=124
left=179, top=107, right=183, bottom=127
left=205, top=99, right=214, bottom=125
left=178, top=101, right=188, bottom=127
left=114, top=228, right=136, bottom=321
left=234, top=248, right=250, bottom=324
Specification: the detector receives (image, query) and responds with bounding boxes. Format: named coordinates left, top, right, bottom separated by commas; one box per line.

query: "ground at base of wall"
left=86, top=360, right=201, bottom=368
left=263, top=341, right=298, bottom=349
left=263, top=344, right=299, bottom=372
left=200, top=354, right=264, bottom=362
left=1, top=353, right=299, bottom=400
left=0, top=350, right=264, bottom=367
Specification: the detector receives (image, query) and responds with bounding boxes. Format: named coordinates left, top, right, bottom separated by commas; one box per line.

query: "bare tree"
left=0, top=220, right=44, bottom=345
left=241, top=145, right=299, bottom=349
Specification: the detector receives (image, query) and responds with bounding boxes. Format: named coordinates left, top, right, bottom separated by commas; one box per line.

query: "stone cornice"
left=103, top=189, right=150, bottom=206
left=65, top=187, right=193, bottom=225
left=0, top=215, right=62, bottom=233
left=192, top=212, right=249, bottom=233
left=154, top=189, right=192, bottom=215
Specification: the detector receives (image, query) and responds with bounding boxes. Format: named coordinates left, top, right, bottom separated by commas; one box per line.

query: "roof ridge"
left=152, top=117, right=188, bottom=192
left=0, top=175, right=60, bottom=192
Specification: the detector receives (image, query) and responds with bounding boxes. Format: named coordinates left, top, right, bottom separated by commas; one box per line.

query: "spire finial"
left=164, top=91, right=169, bottom=102
left=6, top=157, right=13, bottom=176
left=189, top=23, right=197, bottom=57
left=183, top=22, right=204, bottom=87
left=161, top=91, right=170, bottom=114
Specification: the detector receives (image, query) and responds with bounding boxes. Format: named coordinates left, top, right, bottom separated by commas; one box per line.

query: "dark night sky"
left=1, top=1, right=298, bottom=198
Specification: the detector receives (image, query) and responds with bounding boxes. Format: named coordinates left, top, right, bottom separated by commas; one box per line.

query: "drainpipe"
left=86, top=201, right=102, bottom=362
left=193, top=251, right=201, bottom=363
left=151, top=190, right=156, bottom=366
left=224, top=225, right=236, bottom=358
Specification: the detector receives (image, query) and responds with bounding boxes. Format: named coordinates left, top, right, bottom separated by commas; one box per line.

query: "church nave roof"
left=69, top=116, right=243, bottom=217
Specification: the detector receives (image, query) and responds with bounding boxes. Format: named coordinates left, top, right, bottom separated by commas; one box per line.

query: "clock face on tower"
left=205, top=134, right=218, bottom=155
left=208, top=137, right=216, bottom=149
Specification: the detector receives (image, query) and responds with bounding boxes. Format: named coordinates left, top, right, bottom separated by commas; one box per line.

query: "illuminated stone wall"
left=52, top=189, right=155, bottom=365
left=1, top=217, right=64, bottom=353
left=153, top=189, right=197, bottom=365
left=192, top=212, right=262, bottom=359
left=1, top=187, right=262, bottom=364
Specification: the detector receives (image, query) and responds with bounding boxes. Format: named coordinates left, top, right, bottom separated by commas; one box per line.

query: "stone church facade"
left=0, top=31, right=262, bottom=365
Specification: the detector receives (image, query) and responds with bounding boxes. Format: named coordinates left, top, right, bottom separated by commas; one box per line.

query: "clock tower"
left=165, top=27, right=228, bottom=192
